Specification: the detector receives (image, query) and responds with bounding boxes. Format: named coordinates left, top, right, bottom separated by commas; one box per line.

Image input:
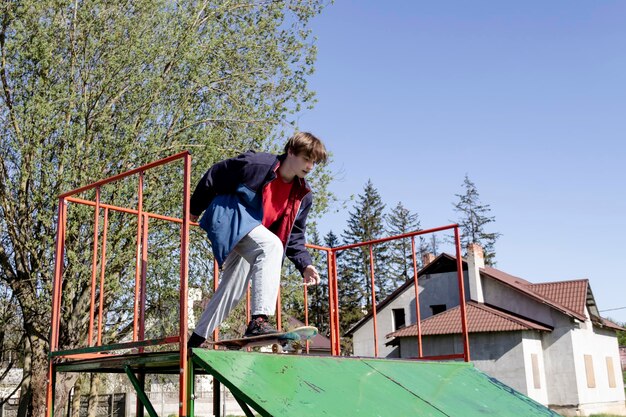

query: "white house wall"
left=520, top=332, right=549, bottom=405
left=480, top=277, right=554, bottom=326
left=416, top=271, right=469, bottom=320
left=471, top=332, right=530, bottom=398
left=352, top=285, right=415, bottom=357
left=569, top=307, right=626, bottom=415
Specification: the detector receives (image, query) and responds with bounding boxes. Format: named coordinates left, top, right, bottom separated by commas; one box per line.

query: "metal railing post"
left=133, top=172, right=144, bottom=342
left=179, top=153, right=191, bottom=417
left=368, top=245, right=379, bottom=357
left=411, top=237, right=423, bottom=358
left=88, top=187, right=101, bottom=346
left=97, top=208, right=109, bottom=346
left=454, top=226, right=471, bottom=362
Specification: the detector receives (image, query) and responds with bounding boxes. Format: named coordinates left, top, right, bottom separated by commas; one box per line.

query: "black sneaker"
left=188, top=332, right=206, bottom=348
left=244, top=317, right=279, bottom=337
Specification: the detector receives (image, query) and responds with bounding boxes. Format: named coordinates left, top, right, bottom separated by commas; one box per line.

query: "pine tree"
left=385, top=202, right=424, bottom=288
left=452, top=175, right=501, bottom=266
left=331, top=229, right=362, bottom=336
left=340, top=180, right=388, bottom=314
left=325, top=230, right=340, bottom=248
left=429, top=235, right=440, bottom=257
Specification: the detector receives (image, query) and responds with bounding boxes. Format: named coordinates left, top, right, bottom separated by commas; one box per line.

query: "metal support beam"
left=231, top=396, right=256, bottom=417
left=187, top=355, right=195, bottom=417
left=212, top=378, right=220, bottom=417
left=124, top=366, right=158, bottom=417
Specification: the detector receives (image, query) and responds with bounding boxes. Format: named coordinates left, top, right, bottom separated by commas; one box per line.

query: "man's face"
left=288, top=151, right=315, bottom=178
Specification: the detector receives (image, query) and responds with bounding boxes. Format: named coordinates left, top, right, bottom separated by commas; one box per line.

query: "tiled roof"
left=600, top=317, right=626, bottom=332
left=529, top=280, right=588, bottom=316
left=480, top=267, right=587, bottom=321
left=387, top=301, right=552, bottom=339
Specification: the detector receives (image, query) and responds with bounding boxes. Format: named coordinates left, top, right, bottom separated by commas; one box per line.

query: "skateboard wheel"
left=272, top=344, right=283, bottom=353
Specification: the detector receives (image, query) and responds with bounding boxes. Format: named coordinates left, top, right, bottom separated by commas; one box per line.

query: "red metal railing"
left=311, top=223, right=470, bottom=361
left=46, top=152, right=193, bottom=417
left=46, top=152, right=471, bottom=417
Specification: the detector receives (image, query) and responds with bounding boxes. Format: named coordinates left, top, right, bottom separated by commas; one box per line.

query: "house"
left=347, top=244, right=626, bottom=416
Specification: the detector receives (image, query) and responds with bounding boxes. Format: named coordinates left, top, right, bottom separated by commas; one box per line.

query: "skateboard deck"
left=207, top=326, right=318, bottom=352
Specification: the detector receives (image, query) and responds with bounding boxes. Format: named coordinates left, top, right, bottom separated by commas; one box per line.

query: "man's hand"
left=303, top=265, right=320, bottom=286
left=190, top=214, right=199, bottom=223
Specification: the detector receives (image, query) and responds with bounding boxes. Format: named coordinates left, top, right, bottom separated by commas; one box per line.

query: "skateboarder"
left=187, top=132, right=328, bottom=348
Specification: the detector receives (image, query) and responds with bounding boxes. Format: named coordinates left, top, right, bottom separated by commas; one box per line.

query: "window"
left=606, top=357, right=616, bottom=388
left=430, top=304, right=446, bottom=315
left=531, top=354, right=541, bottom=389
left=393, top=308, right=406, bottom=331
left=584, top=355, right=596, bottom=388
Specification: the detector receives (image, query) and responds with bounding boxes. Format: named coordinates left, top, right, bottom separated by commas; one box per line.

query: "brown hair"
left=283, top=132, right=328, bottom=164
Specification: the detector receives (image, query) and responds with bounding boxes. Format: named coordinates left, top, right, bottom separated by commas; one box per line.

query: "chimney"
left=467, top=243, right=484, bottom=303
left=422, top=252, right=435, bottom=266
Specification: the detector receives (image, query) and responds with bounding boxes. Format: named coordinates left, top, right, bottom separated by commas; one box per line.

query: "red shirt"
left=262, top=175, right=293, bottom=230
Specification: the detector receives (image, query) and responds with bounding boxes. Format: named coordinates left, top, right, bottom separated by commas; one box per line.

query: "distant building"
left=347, top=244, right=626, bottom=416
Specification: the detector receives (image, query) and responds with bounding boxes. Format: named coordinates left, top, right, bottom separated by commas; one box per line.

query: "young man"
left=187, top=132, right=328, bottom=347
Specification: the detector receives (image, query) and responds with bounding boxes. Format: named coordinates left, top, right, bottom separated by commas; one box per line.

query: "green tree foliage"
left=340, top=180, right=388, bottom=319
left=617, top=325, right=626, bottom=347
left=385, top=201, right=427, bottom=287
left=0, top=1, right=327, bottom=416
left=452, top=175, right=501, bottom=266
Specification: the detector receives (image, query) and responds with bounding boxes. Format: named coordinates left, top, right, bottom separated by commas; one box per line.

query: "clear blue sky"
left=296, top=1, right=626, bottom=323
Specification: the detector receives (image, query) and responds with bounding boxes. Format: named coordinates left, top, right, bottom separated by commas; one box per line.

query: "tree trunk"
left=53, top=374, right=79, bottom=417
left=31, top=337, right=49, bottom=417
left=18, top=336, right=47, bottom=417
left=86, top=374, right=99, bottom=417
left=70, top=377, right=82, bottom=417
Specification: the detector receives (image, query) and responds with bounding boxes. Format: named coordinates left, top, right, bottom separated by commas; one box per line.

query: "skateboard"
left=207, top=326, right=318, bottom=353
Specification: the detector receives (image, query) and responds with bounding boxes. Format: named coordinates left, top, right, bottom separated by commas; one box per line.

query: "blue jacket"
left=190, top=151, right=313, bottom=274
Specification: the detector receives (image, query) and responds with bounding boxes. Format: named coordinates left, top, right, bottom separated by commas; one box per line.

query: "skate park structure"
left=45, top=152, right=561, bottom=417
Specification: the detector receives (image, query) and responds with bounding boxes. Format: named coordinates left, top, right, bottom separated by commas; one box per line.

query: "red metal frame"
left=454, top=226, right=471, bottom=362
left=46, top=152, right=193, bottom=417
left=315, top=223, right=470, bottom=360
left=410, top=236, right=423, bottom=358
left=213, top=260, right=220, bottom=345
left=368, top=245, right=379, bottom=357
left=133, top=172, right=144, bottom=343
left=46, top=151, right=471, bottom=417
left=88, top=187, right=101, bottom=346
left=304, top=285, right=309, bottom=354
left=179, top=154, right=191, bottom=417
left=97, top=208, right=109, bottom=346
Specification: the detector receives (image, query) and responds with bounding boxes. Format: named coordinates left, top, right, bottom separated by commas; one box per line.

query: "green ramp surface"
left=192, top=349, right=561, bottom=417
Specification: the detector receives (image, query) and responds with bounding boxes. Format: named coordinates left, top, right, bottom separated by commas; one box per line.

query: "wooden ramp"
left=191, top=349, right=562, bottom=417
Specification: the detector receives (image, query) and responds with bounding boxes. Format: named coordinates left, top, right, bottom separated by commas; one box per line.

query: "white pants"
left=193, top=225, right=283, bottom=339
